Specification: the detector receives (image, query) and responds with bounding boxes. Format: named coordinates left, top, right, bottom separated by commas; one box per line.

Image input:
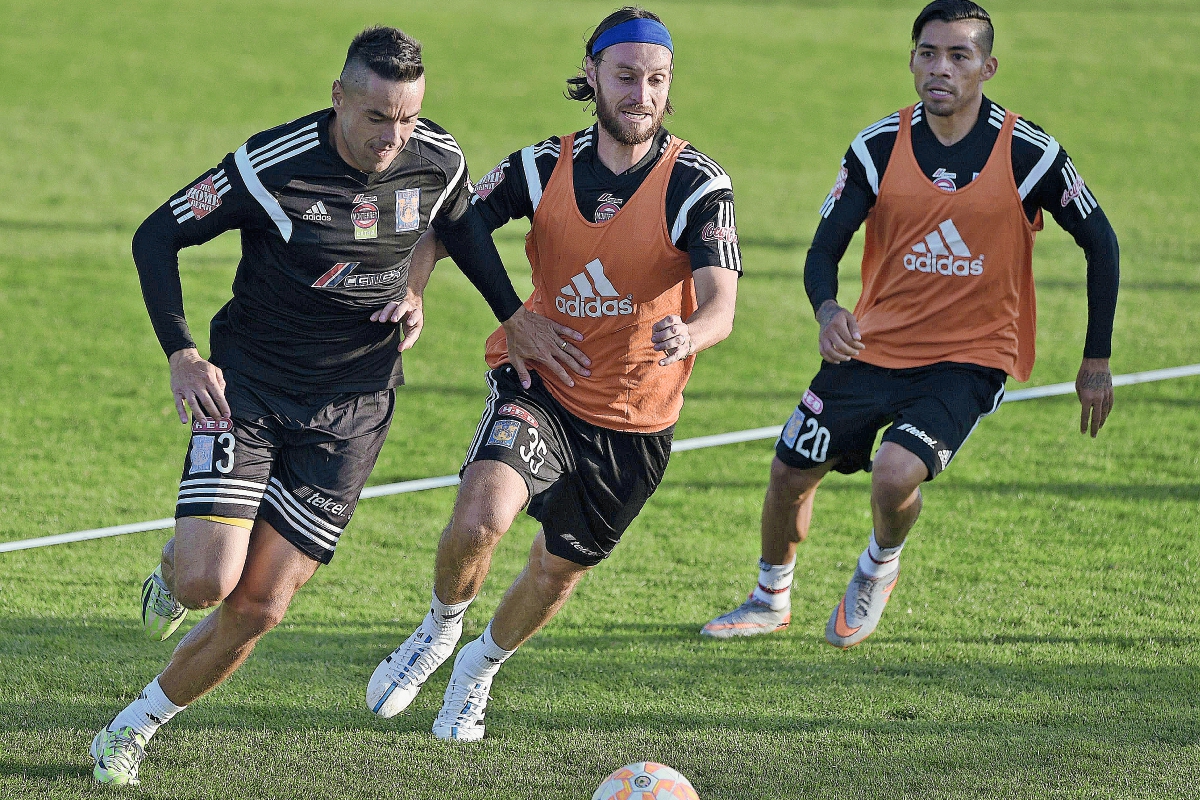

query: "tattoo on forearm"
left=1079, top=371, right=1112, bottom=391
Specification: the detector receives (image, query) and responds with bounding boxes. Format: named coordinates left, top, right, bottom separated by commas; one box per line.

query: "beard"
left=594, top=83, right=665, bottom=146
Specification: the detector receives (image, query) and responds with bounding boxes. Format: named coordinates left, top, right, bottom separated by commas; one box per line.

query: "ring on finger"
left=559, top=339, right=568, bottom=351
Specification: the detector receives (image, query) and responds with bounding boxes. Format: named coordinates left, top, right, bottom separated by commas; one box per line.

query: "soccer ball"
left=592, top=762, right=699, bottom=799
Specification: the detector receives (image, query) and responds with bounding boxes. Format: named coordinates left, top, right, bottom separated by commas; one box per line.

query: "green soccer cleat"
left=142, top=565, right=187, bottom=641
left=825, top=562, right=900, bottom=649
left=90, top=725, right=148, bottom=785
left=701, top=594, right=791, bottom=639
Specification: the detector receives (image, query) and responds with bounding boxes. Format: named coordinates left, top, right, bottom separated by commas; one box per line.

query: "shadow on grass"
left=2, top=617, right=1197, bottom=747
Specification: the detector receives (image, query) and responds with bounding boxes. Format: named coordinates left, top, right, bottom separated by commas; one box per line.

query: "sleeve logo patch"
left=701, top=221, right=738, bottom=244
left=830, top=165, right=848, bottom=202
left=473, top=164, right=505, bottom=200
left=802, top=390, right=824, bottom=414
left=498, top=403, right=538, bottom=428
left=192, top=417, right=234, bottom=433
left=395, top=188, right=421, bottom=232
left=185, top=176, right=223, bottom=220
left=1061, top=173, right=1086, bottom=207
left=486, top=419, right=522, bottom=449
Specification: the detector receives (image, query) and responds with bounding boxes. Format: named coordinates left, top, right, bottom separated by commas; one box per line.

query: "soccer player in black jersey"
left=90, top=27, right=584, bottom=785
left=366, top=7, right=740, bottom=741
left=704, top=1, right=1119, bottom=647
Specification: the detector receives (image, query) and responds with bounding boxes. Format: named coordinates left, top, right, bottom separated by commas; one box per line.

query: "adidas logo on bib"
left=903, top=219, right=985, bottom=276
left=555, top=258, right=634, bottom=318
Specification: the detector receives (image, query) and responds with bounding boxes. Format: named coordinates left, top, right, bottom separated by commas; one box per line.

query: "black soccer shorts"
left=461, top=365, right=672, bottom=567
left=774, top=359, right=1006, bottom=481
left=175, top=369, right=394, bottom=563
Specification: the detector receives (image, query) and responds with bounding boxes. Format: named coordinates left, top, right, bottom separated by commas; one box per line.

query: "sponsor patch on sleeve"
left=485, top=419, right=522, bottom=449
left=498, top=403, right=538, bottom=428
left=701, top=221, right=738, bottom=243
left=473, top=164, right=505, bottom=200
left=185, top=176, right=223, bottom=220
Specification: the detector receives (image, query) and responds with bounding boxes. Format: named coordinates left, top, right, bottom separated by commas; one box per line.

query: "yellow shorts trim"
left=188, top=515, right=255, bottom=530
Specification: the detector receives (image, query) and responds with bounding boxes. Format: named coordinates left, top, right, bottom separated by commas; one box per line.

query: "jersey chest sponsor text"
left=902, top=218, right=986, bottom=277
left=553, top=258, right=635, bottom=319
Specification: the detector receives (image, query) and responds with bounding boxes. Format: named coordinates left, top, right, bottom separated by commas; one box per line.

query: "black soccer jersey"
left=469, top=125, right=742, bottom=274
left=806, top=97, right=1119, bottom=358
left=133, top=109, right=475, bottom=392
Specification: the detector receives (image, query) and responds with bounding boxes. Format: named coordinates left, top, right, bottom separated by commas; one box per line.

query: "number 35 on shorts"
left=780, top=406, right=831, bottom=463
left=519, top=427, right=548, bottom=475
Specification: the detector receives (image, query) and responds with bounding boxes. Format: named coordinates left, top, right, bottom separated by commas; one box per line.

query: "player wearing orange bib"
left=367, top=8, right=740, bottom=739
left=704, top=0, right=1119, bottom=647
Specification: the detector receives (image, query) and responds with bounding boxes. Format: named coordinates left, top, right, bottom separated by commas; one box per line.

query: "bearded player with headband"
left=366, top=7, right=742, bottom=740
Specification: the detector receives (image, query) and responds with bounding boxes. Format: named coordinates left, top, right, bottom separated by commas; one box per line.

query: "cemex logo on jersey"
left=903, top=219, right=985, bottom=277
left=593, top=193, right=625, bottom=222
left=302, top=201, right=332, bottom=222
left=291, top=485, right=348, bottom=517
left=311, top=262, right=401, bottom=290
left=352, top=194, right=379, bottom=240
left=931, top=168, right=957, bottom=192
left=556, top=258, right=634, bottom=318
left=185, top=176, right=222, bottom=220
left=192, top=418, right=233, bottom=434
left=474, top=164, right=505, bottom=200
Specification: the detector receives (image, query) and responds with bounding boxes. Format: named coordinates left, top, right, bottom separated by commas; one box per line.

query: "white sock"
left=456, top=621, right=515, bottom=681
left=751, top=556, right=796, bottom=610
left=109, top=676, right=186, bottom=741
left=858, top=530, right=904, bottom=578
left=428, top=589, right=473, bottom=637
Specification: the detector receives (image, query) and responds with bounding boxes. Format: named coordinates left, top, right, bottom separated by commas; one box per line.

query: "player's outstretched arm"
left=168, top=347, right=230, bottom=424
left=815, top=299, right=864, bottom=363
left=1076, top=357, right=1113, bottom=438
left=652, top=266, right=738, bottom=366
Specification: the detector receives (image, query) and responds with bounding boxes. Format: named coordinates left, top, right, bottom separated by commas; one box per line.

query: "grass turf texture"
left=1, top=0, right=1198, bottom=797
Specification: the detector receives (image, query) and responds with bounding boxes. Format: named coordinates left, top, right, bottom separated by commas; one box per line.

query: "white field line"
left=4, top=363, right=1198, bottom=555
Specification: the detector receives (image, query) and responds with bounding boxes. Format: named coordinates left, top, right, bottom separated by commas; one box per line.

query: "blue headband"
left=591, top=18, right=673, bottom=56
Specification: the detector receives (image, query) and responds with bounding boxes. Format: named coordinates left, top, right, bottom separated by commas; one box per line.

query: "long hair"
left=565, top=7, right=675, bottom=115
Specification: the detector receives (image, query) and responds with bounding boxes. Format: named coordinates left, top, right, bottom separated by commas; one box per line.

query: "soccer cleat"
left=367, top=619, right=459, bottom=718
left=700, top=594, right=791, bottom=639
left=432, top=643, right=493, bottom=742
left=142, top=565, right=187, bottom=641
left=90, top=725, right=148, bottom=786
left=825, top=562, right=900, bottom=649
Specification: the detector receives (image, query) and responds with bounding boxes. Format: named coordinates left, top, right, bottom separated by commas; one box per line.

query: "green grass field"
left=2, top=1, right=1198, bottom=797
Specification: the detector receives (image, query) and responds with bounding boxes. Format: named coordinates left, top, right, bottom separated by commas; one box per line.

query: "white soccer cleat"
left=701, top=594, right=791, bottom=639
left=142, top=565, right=187, bottom=641
left=432, top=642, right=493, bottom=742
left=367, top=618, right=459, bottom=718
left=825, top=562, right=900, bottom=649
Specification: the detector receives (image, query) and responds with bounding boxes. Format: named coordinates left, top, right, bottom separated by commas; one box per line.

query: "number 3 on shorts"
left=519, top=427, right=547, bottom=475
left=215, top=432, right=235, bottom=474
